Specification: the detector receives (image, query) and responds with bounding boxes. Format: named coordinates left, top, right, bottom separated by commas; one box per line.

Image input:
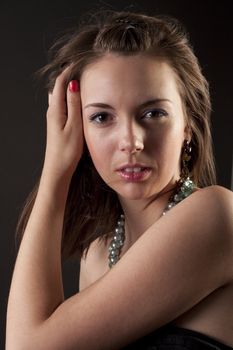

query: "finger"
left=49, top=66, right=72, bottom=114
left=66, top=80, right=82, bottom=128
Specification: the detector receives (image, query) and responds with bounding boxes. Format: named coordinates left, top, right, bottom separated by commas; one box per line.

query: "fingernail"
left=69, top=80, right=79, bottom=92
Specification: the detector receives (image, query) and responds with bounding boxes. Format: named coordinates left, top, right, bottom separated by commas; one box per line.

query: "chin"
left=115, top=186, right=153, bottom=201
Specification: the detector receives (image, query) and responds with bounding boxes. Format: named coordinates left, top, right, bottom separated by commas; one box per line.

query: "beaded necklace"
left=108, top=177, right=195, bottom=268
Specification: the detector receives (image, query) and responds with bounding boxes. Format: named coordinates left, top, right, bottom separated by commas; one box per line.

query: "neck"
left=118, top=184, right=176, bottom=246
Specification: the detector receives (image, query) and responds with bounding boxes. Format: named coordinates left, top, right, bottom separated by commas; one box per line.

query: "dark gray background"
left=1, top=0, right=232, bottom=348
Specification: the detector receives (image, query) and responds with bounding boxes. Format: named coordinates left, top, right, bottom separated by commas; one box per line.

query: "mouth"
left=116, top=166, right=152, bottom=182
left=119, top=166, right=147, bottom=173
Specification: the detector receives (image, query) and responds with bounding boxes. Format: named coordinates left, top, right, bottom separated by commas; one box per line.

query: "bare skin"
left=80, top=55, right=233, bottom=345
left=80, top=188, right=233, bottom=346
left=6, top=55, right=233, bottom=350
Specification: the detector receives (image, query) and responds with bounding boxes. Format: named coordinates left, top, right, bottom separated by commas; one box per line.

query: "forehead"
left=80, top=53, right=181, bottom=104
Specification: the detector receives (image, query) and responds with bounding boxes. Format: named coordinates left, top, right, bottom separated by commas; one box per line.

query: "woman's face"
left=80, top=53, right=190, bottom=200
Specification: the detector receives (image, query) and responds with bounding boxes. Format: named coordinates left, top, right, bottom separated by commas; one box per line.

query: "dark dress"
left=121, top=324, right=233, bottom=349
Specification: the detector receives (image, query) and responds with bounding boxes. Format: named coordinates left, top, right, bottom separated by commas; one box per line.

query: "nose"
left=118, top=122, right=144, bottom=154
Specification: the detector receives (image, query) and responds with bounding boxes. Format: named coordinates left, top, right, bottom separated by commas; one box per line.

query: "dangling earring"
left=164, top=140, right=196, bottom=209
left=180, top=139, right=192, bottom=181
left=174, top=139, right=196, bottom=198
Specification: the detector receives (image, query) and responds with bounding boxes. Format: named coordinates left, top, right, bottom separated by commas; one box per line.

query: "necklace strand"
left=108, top=177, right=195, bottom=268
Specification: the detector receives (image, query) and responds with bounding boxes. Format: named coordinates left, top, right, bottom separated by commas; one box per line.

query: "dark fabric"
left=121, top=325, right=233, bottom=350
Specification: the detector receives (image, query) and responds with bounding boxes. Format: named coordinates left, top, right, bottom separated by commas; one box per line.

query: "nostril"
left=121, top=144, right=144, bottom=154
left=135, top=139, right=144, bottom=151
left=119, top=136, right=144, bottom=153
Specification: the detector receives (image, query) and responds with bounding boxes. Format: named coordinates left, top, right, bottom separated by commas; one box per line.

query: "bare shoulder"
left=191, top=185, right=233, bottom=228
left=166, top=184, right=233, bottom=278
left=193, top=184, right=232, bottom=199
left=198, top=184, right=233, bottom=201
left=176, top=184, right=233, bottom=243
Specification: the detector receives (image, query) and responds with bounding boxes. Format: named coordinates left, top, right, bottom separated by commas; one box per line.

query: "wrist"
left=38, top=168, right=72, bottom=209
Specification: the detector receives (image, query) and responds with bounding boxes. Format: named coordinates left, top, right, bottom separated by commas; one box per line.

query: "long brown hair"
left=16, top=10, right=216, bottom=261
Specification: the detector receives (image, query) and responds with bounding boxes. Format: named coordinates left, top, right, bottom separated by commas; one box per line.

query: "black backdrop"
left=1, top=0, right=232, bottom=348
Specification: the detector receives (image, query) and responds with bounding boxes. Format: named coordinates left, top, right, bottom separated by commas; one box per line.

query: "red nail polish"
left=69, top=80, right=79, bottom=92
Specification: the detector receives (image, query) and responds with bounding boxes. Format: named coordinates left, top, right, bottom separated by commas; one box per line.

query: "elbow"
left=6, top=334, right=31, bottom=350
left=6, top=327, right=40, bottom=350
left=6, top=337, right=40, bottom=350
left=6, top=339, right=29, bottom=350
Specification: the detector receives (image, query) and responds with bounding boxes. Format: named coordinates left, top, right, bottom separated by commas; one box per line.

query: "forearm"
left=6, top=69, right=82, bottom=348
left=6, top=170, right=71, bottom=341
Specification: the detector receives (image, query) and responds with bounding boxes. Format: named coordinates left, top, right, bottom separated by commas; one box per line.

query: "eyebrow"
left=84, top=99, right=173, bottom=110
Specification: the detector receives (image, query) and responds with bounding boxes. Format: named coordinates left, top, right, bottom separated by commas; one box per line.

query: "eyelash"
left=143, top=109, right=168, bottom=119
left=89, top=112, right=110, bottom=124
left=89, top=109, right=168, bottom=124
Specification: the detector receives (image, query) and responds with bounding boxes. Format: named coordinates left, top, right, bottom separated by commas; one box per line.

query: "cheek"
left=84, top=128, right=113, bottom=170
left=163, top=133, right=184, bottom=171
left=147, top=126, right=184, bottom=162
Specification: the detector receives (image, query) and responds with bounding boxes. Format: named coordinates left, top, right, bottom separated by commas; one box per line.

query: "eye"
left=142, top=109, right=168, bottom=119
left=89, top=112, right=111, bottom=124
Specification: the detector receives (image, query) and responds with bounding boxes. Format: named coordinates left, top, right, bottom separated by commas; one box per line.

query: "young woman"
left=6, top=10, right=233, bottom=350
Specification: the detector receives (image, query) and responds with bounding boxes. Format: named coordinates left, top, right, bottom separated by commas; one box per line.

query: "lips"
left=121, top=167, right=147, bottom=173
left=116, top=163, right=150, bottom=171
left=116, top=164, right=152, bottom=182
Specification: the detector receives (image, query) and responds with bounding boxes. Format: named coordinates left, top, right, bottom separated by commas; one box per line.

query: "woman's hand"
left=42, top=68, right=84, bottom=184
